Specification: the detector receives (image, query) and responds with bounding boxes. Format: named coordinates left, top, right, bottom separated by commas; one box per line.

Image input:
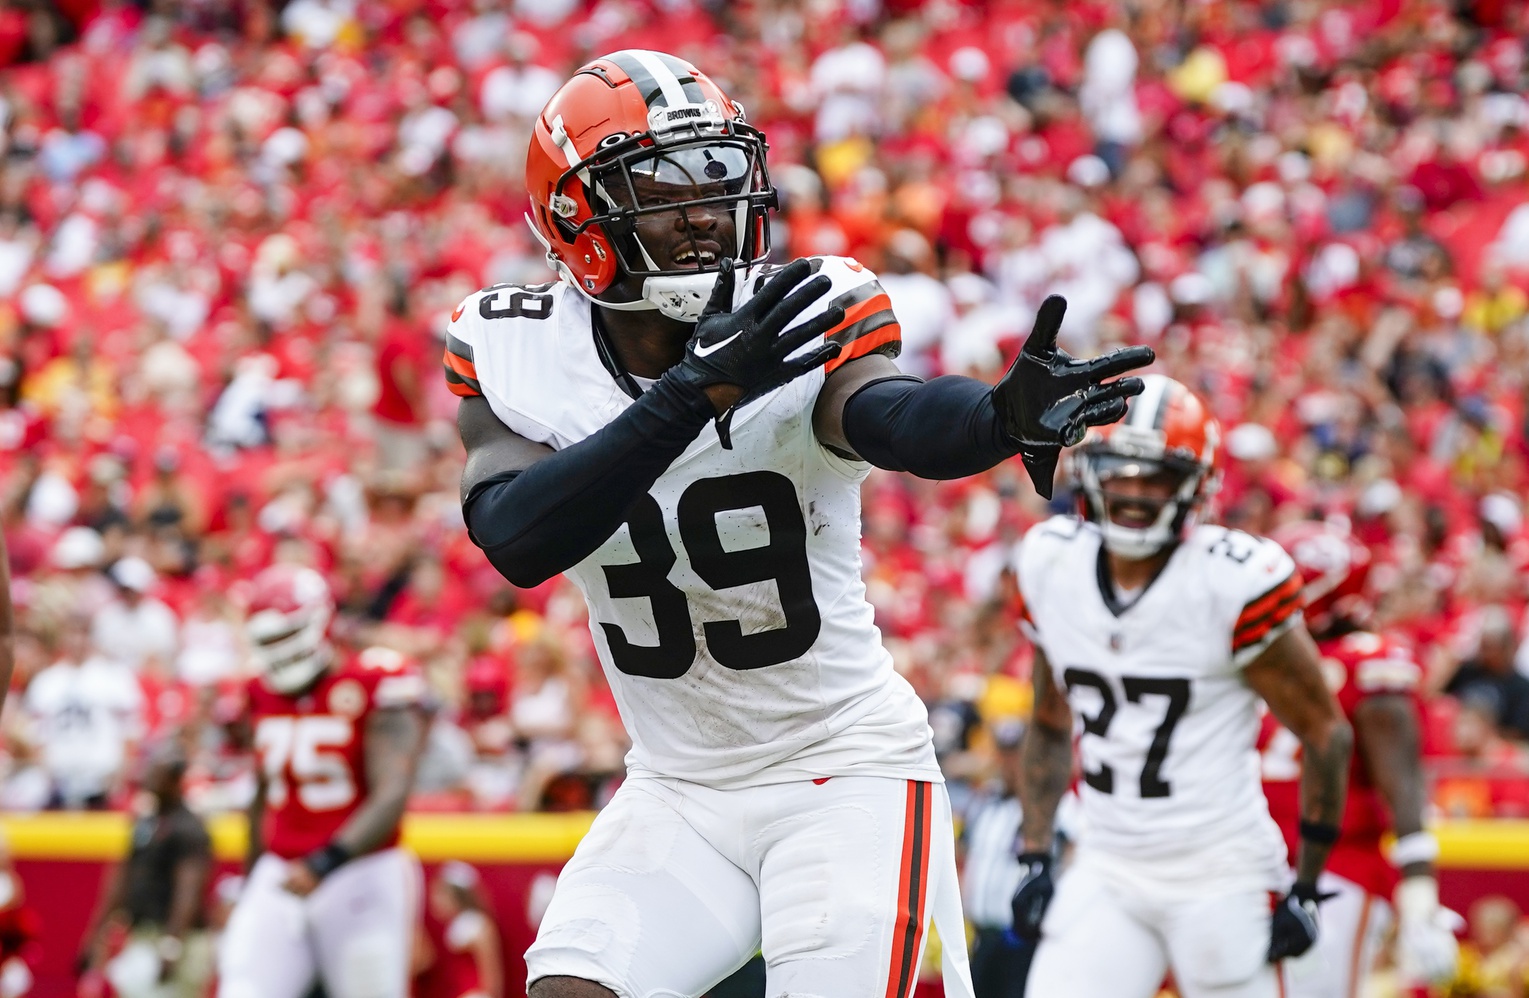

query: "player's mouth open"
left=672, top=244, right=721, bottom=268
left=1107, top=501, right=1161, bottom=528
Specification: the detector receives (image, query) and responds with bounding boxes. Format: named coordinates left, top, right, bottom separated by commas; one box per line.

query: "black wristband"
left=1298, top=820, right=1340, bottom=845
left=302, top=842, right=354, bottom=880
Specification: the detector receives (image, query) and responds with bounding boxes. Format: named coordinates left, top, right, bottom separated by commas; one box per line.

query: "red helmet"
left=525, top=50, right=775, bottom=321
left=243, top=564, right=333, bottom=693
left=1271, top=520, right=1372, bottom=636
left=1078, top=375, right=1221, bottom=558
left=465, top=655, right=509, bottom=717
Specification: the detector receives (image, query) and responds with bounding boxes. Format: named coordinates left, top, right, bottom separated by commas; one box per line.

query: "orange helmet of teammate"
left=1271, top=519, right=1372, bottom=637
left=243, top=564, right=334, bottom=693
left=1077, top=374, right=1221, bottom=558
left=525, top=50, right=775, bottom=321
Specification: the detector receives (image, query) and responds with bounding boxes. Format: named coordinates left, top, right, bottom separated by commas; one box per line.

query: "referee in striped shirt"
left=961, top=720, right=1035, bottom=998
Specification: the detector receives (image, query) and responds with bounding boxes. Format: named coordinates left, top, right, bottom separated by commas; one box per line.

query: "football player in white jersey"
left=1010, top=376, right=1354, bottom=998
left=447, top=50, right=1152, bottom=998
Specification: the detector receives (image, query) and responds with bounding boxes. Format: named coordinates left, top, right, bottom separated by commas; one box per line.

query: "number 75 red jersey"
left=244, top=650, right=426, bottom=859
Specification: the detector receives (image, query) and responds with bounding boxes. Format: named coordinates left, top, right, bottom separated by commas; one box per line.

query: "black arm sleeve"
left=463, top=376, right=715, bottom=588
left=841, top=375, right=1020, bottom=480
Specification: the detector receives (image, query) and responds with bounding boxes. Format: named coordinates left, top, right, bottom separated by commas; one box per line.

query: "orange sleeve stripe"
left=442, top=346, right=482, bottom=397
left=832, top=293, right=893, bottom=334
left=1233, top=594, right=1303, bottom=651
left=443, top=350, right=478, bottom=381
left=1236, top=573, right=1303, bottom=631
left=824, top=321, right=901, bottom=373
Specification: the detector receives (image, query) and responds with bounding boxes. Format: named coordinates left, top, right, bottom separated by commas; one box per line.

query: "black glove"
left=673, top=257, right=845, bottom=447
left=1010, top=851, right=1056, bottom=941
left=1268, top=882, right=1332, bottom=962
left=991, top=295, right=1154, bottom=498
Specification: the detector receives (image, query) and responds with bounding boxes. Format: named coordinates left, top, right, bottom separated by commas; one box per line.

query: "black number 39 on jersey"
left=599, top=471, right=821, bottom=679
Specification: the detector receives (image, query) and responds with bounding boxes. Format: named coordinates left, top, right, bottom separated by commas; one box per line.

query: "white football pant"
left=217, top=848, right=421, bottom=998
left=526, top=775, right=973, bottom=998
left=1027, top=852, right=1283, bottom=998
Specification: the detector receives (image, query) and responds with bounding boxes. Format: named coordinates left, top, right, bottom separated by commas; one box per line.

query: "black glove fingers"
left=740, top=258, right=813, bottom=318
left=1020, top=295, right=1068, bottom=360
left=1077, top=396, right=1129, bottom=429
left=698, top=257, right=737, bottom=319
left=760, top=274, right=835, bottom=337
left=778, top=342, right=842, bottom=380
left=1082, top=376, right=1146, bottom=408
left=775, top=303, right=846, bottom=355
left=1079, top=345, right=1156, bottom=382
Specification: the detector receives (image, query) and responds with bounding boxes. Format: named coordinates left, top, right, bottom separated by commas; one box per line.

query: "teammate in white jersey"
left=448, top=50, right=1152, bottom=998
left=1010, top=376, right=1354, bottom=998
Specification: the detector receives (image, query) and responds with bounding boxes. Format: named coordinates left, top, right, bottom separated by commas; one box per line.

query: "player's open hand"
left=992, top=295, right=1154, bottom=498
left=673, top=258, right=845, bottom=446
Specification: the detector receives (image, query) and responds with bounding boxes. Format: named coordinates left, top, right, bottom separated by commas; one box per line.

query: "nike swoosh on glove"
left=991, top=295, right=1154, bottom=498
left=1395, top=876, right=1463, bottom=985
left=1268, top=882, right=1334, bottom=962
left=671, top=257, right=844, bottom=448
left=1010, top=852, right=1055, bottom=942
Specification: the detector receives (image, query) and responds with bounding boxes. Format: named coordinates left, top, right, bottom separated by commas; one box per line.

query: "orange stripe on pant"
left=1346, top=893, right=1373, bottom=998
left=884, top=781, right=933, bottom=998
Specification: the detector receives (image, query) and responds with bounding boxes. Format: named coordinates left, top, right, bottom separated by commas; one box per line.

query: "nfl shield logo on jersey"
left=327, top=679, right=366, bottom=719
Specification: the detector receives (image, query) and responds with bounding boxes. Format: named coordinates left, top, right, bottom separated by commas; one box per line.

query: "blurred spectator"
left=76, top=744, right=213, bottom=998
left=461, top=654, right=518, bottom=810
left=371, top=281, right=434, bottom=473
left=1445, top=608, right=1529, bottom=741
left=1442, top=895, right=1529, bottom=997
left=1078, top=27, right=1140, bottom=177
left=0, top=832, right=41, bottom=998
left=171, top=581, right=243, bottom=688
left=91, top=558, right=178, bottom=673
left=22, top=619, right=142, bottom=808
left=415, top=861, right=503, bottom=998
left=413, top=708, right=477, bottom=810
left=509, top=636, right=583, bottom=812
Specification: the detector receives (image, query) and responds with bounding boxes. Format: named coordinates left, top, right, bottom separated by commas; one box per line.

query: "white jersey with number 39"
left=1016, top=516, right=1304, bottom=887
left=445, top=257, right=940, bottom=789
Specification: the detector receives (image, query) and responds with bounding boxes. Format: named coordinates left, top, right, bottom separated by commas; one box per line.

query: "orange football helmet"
left=525, top=50, right=775, bottom=321
left=1077, top=374, right=1221, bottom=558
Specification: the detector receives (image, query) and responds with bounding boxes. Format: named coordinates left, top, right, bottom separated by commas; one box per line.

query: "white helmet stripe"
left=1127, top=373, right=1170, bottom=430
left=630, top=49, right=690, bottom=110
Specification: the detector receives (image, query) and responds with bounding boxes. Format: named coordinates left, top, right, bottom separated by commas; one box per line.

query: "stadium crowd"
left=0, top=0, right=1526, bottom=856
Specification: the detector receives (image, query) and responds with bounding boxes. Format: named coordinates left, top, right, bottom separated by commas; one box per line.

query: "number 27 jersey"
left=1016, top=517, right=1304, bottom=882
left=445, top=258, right=940, bottom=788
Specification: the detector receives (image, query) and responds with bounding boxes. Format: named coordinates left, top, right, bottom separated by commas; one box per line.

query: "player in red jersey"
left=217, top=564, right=427, bottom=998
left=1261, top=521, right=1460, bottom=997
